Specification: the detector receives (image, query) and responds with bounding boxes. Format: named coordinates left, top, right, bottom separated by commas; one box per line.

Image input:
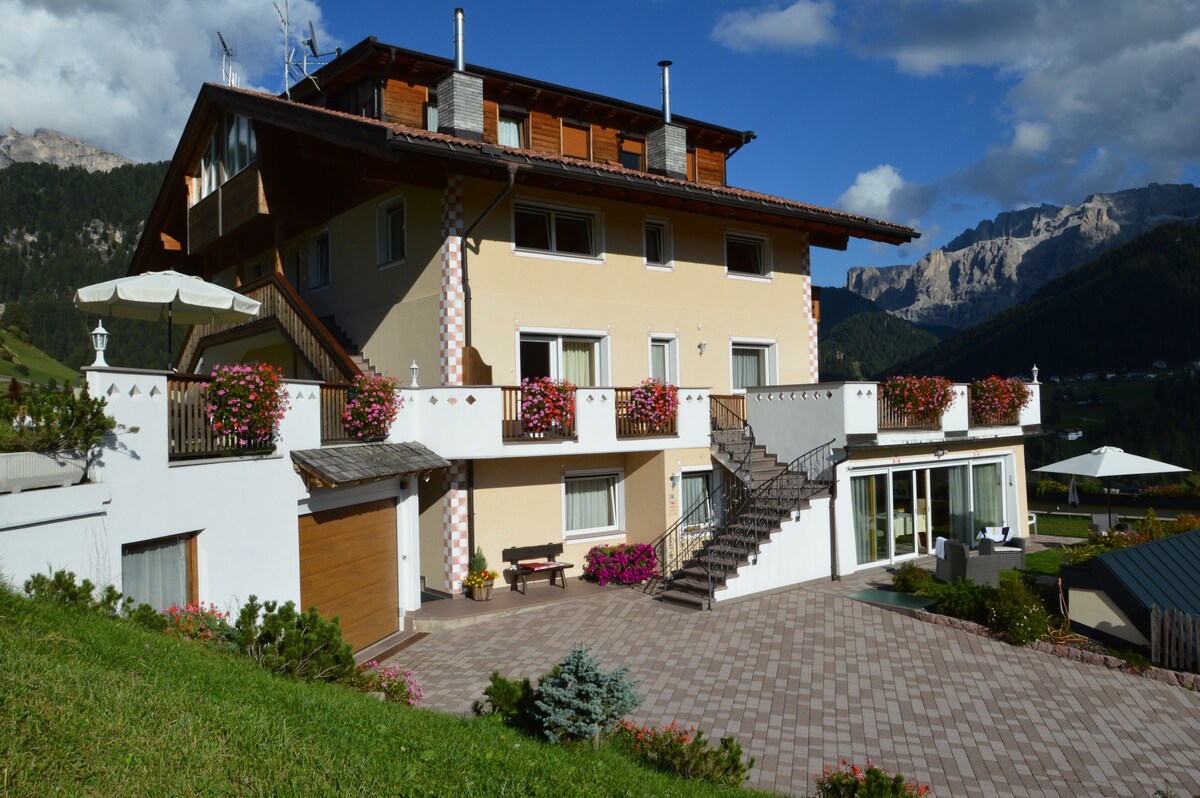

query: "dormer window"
left=618, top=137, right=645, bottom=170
left=498, top=113, right=525, bottom=148
left=191, top=112, right=257, bottom=206
left=562, top=123, right=589, bottom=158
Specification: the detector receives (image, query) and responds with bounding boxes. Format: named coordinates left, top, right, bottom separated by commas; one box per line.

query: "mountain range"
left=0, top=128, right=133, bottom=173
left=846, top=183, right=1200, bottom=330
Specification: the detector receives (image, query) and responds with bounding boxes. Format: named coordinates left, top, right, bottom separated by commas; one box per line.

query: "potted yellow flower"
left=463, top=547, right=498, bottom=601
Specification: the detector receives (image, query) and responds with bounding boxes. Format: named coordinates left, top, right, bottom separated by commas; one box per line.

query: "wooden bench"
left=502, top=543, right=574, bottom=594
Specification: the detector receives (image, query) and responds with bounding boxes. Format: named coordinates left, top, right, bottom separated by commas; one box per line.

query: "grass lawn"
left=0, top=587, right=776, bottom=797
left=0, top=333, right=78, bottom=385
left=1033, top=514, right=1091, bottom=538
left=1022, top=548, right=1067, bottom=579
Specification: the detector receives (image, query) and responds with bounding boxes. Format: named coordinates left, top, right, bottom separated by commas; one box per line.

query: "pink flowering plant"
left=162, top=601, right=231, bottom=643
left=353, top=660, right=424, bottom=705
left=343, top=373, right=401, bottom=440
left=584, top=543, right=658, bottom=586
left=879, top=375, right=955, bottom=423
left=968, top=375, right=1031, bottom=426
left=814, top=759, right=932, bottom=797
left=519, top=377, right=576, bottom=435
left=611, top=720, right=754, bottom=787
left=206, top=362, right=289, bottom=448
left=627, top=378, right=680, bottom=432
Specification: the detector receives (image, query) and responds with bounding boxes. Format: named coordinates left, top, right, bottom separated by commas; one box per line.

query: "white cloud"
left=1012, top=122, right=1051, bottom=154
left=837, top=164, right=934, bottom=227
left=712, top=1, right=837, bottom=53
left=0, top=0, right=329, bottom=162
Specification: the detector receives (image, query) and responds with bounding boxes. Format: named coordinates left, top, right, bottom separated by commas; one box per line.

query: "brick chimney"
left=646, top=61, right=686, bottom=179
left=436, top=8, right=484, bottom=142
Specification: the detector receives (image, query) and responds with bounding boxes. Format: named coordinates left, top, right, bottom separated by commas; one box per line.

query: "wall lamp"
left=934, top=448, right=948, bottom=459
left=697, top=340, right=708, bottom=356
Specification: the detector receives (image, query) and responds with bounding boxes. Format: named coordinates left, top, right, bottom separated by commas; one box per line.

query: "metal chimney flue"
left=658, top=60, right=673, bottom=123
left=454, top=8, right=466, bottom=72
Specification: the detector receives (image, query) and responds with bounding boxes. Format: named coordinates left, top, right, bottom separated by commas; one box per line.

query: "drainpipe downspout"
left=460, top=162, right=519, bottom=348
left=829, top=445, right=849, bottom=582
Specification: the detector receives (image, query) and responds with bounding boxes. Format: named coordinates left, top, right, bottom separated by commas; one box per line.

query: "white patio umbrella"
left=1034, top=445, right=1189, bottom=528
left=74, top=270, right=261, bottom=370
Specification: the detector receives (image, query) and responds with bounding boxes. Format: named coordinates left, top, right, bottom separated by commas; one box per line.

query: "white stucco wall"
left=715, top=496, right=832, bottom=601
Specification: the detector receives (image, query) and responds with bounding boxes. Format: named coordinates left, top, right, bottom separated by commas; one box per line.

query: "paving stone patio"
left=394, top=574, right=1200, bottom=797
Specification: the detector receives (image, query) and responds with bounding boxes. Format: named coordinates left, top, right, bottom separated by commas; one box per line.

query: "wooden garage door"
left=299, top=498, right=398, bottom=652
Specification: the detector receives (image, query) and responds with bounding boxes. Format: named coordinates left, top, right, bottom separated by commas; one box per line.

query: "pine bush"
left=532, top=645, right=642, bottom=745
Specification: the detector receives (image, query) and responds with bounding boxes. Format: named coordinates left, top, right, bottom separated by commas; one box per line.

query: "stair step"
left=659, top=589, right=707, bottom=609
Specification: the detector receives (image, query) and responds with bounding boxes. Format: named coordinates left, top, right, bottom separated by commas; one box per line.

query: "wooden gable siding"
left=382, top=80, right=428, bottom=127
left=591, top=126, right=619, bottom=164
left=483, top=100, right=499, bottom=143
left=530, top=111, right=560, bottom=154
left=695, top=147, right=725, bottom=186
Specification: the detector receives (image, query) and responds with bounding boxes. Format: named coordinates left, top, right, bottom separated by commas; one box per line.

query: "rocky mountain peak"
left=846, top=183, right=1200, bottom=329
left=0, top=127, right=133, bottom=173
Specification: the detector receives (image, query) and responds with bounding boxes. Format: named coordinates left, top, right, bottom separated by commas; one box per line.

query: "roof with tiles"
left=290, top=442, right=450, bottom=489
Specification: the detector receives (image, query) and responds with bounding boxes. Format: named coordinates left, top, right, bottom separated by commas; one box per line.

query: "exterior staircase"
left=319, top=315, right=379, bottom=378
left=649, top=400, right=833, bottom=610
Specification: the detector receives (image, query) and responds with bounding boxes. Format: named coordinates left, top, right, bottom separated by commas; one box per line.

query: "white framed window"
left=513, top=201, right=601, bottom=260
left=122, top=533, right=195, bottom=611
left=563, top=469, right=624, bottom=540
left=224, top=112, right=257, bottom=178
left=376, top=197, right=406, bottom=267
left=730, top=341, right=775, bottom=392
left=519, top=330, right=607, bottom=387
left=191, top=113, right=256, bottom=206
left=649, top=335, right=678, bottom=384
left=679, top=468, right=717, bottom=530
left=309, top=231, right=331, bottom=290
left=725, top=231, right=771, bottom=278
left=644, top=219, right=673, bottom=269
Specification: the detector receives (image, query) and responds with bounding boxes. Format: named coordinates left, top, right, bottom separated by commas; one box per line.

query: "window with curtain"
left=650, top=338, right=674, bottom=383
left=564, top=473, right=620, bottom=535
left=680, top=471, right=714, bottom=528
left=122, top=535, right=192, bottom=610
left=852, top=475, right=885, bottom=565
left=731, top=345, right=768, bottom=391
left=519, top=334, right=603, bottom=385
left=561, top=339, right=597, bottom=386
left=499, top=115, right=524, bottom=147
left=425, top=100, right=438, bottom=132
left=972, top=462, right=1003, bottom=531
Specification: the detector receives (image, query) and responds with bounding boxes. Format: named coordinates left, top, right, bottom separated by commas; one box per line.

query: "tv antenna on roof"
left=273, top=0, right=340, bottom=99
left=217, top=32, right=239, bottom=88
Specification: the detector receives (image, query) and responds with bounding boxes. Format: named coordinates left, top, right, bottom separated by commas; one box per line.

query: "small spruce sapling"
left=532, top=644, right=641, bottom=745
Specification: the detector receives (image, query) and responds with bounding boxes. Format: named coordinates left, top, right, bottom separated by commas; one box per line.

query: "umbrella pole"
left=1106, top=477, right=1114, bottom=530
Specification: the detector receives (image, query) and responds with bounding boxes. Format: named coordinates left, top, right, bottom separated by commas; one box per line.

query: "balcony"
left=744, top=379, right=1041, bottom=458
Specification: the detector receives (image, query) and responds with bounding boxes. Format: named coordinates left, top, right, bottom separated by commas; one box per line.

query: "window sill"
left=563, top=530, right=626, bottom=546
left=644, top=262, right=674, bottom=272
left=725, top=271, right=773, bottom=283
left=377, top=258, right=407, bottom=271
left=513, top=248, right=605, bottom=266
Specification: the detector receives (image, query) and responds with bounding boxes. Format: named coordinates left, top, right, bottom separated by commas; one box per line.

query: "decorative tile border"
left=439, top=174, right=466, bottom=387
left=440, top=460, right=470, bottom=594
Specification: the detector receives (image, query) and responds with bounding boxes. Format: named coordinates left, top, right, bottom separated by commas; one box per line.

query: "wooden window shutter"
left=562, top=124, right=589, bottom=158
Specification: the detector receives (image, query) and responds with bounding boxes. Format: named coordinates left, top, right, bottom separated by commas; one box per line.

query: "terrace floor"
left=391, top=536, right=1200, bottom=797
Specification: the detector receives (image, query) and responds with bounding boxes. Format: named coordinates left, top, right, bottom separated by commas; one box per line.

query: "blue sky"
left=3, top=1, right=1199, bottom=285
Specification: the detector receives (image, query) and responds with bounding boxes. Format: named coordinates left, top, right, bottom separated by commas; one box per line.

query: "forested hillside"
left=817, top=287, right=941, bottom=380
left=888, top=220, right=1200, bottom=380
left=0, top=161, right=168, bottom=370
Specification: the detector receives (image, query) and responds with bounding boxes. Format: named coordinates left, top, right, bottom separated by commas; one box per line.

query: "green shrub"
left=473, top=669, right=538, bottom=724
left=23, top=569, right=125, bottom=616
left=233, top=595, right=354, bottom=682
left=610, top=720, right=755, bottom=787
left=928, top=578, right=995, bottom=625
left=813, top=760, right=931, bottom=797
left=1035, top=478, right=1069, bottom=495
left=532, top=645, right=642, bottom=745
left=891, top=562, right=934, bottom=595
left=0, top=383, right=120, bottom=454
left=986, top=579, right=1049, bottom=645
left=125, top=602, right=168, bottom=632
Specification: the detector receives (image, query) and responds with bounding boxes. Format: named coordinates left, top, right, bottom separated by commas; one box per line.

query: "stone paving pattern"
left=396, top=579, right=1200, bottom=797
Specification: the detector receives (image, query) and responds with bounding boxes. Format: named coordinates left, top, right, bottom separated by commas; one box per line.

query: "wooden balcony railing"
left=320, top=383, right=353, bottom=444
left=167, top=375, right=241, bottom=460
left=614, top=387, right=678, bottom=439
left=877, top=397, right=942, bottom=430
left=710, top=394, right=747, bottom=431
left=969, top=406, right=1021, bottom=427
left=501, top=386, right=577, bottom=442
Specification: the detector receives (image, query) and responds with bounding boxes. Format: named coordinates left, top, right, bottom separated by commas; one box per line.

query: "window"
left=680, top=470, right=716, bottom=530
left=619, top=136, right=644, bottom=170
left=726, top=233, right=769, bottom=277
left=309, top=232, right=330, bottom=289
left=649, top=336, right=677, bottom=384
left=377, top=198, right=406, bottom=266
left=562, top=123, right=589, bottom=158
left=192, top=113, right=256, bottom=205
left=498, top=113, right=525, bottom=147
left=644, top=219, right=672, bottom=268
left=564, top=471, right=623, bottom=538
left=731, top=343, right=772, bottom=391
left=520, top=333, right=604, bottom=386
left=425, top=97, right=438, bottom=132
left=122, top=534, right=195, bottom=610
left=514, top=203, right=598, bottom=258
